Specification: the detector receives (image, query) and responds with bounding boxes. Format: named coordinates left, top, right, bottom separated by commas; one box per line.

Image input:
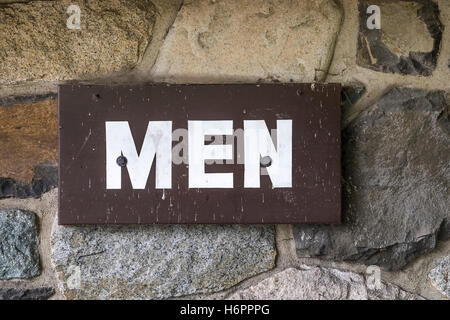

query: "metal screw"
left=260, top=156, right=272, bottom=168
left=116, top=154, right=127, bottom=167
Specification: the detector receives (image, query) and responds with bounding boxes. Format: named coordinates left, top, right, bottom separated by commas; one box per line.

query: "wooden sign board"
left=58, top=83, right=341, bottom=224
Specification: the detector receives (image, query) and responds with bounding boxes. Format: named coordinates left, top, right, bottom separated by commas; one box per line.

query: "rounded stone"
left=151, top=0, right=343, bottom=83
left=229, top=267, right=423, bottom=300
left=0, top=0, right=157, bottom=85
left=428, top=256, right=450, bottom=298
left=51, top=221, right=276, bottom=299
left=0, top=209, right=40, bottom=279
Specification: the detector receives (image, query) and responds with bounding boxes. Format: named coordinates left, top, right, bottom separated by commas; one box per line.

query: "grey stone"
left=0, top=287, right=55, bottom=300
left=228, top=267, right=422, bottom=300
left=0, top=163, right=58, bottom=199
left=428, top=256, right=450, bottom=298
left=51, top=223, right=276, bottom=299
left=294, top=88, right=450, bottom=271
left=0, top=209, right=40, bottom=279
left=151, top=0, right=343, bottom=83
left=357, top=0, right=442, bottom=76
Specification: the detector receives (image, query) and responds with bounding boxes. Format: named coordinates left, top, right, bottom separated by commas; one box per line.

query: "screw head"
left=260, top=156, right=272, bottom=168
left=116, top=155, right=127, bottom=167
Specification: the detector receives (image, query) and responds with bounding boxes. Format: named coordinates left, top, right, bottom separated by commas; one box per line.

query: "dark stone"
left=357, top=0, right=442, bottom=76
left=0, top=209, right=40, bottom=279
left=438, top=219, right=450, bottom=241
left=341, top=83, right=366, bottom=110
left=0, top=287, right=54, bottom=300
left=294, top=88, right=450, bottom=271
left=0, top=163, right=57, bottom=199
left=0, top=92, right=57, bottom=108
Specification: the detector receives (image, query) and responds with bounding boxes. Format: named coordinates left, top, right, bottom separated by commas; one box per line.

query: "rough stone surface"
left=228, top=267, right=422, bottom=300
left=294, top=88, right=450, bottom=271
left=151, top=0, right=343, bottom=83
left=51, top=223, right=276, bottom=299
left=0, top=209, right=40, bottom=279
left=438, top=219, right=450, bottom=241
left=357, top=0, right=442, bottom=76
left=0, top=99, right=57, bottom=185
left=0, top=163, right=58, bottom=199
left=0, top=287, right=55, bottom=300
left=0, top=92, right=57, bottom=108
left=428, top=256, right=450, bottom=298
left=0, top=0, right=31, bottom=3
left=0, top=0, right=157, bottom=84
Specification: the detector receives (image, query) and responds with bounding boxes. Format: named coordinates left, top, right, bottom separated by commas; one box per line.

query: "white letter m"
left=105, top=121, right=172, bottom=189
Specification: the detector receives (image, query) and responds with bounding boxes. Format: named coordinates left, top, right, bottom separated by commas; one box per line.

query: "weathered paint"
left=58, top=83, right=341, bottom=224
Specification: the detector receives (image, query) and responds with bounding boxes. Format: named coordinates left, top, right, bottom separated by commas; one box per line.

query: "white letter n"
left=105, top=121, right=172, bottom=189
left=244, top=120, right=292, bottom=188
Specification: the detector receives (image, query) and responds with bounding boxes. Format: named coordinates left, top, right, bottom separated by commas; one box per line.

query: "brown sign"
left=58, top=83, right=341, bottom=224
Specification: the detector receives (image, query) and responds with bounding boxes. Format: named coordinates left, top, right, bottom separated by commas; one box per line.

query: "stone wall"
left=0, top=0, right=448, bottom=300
